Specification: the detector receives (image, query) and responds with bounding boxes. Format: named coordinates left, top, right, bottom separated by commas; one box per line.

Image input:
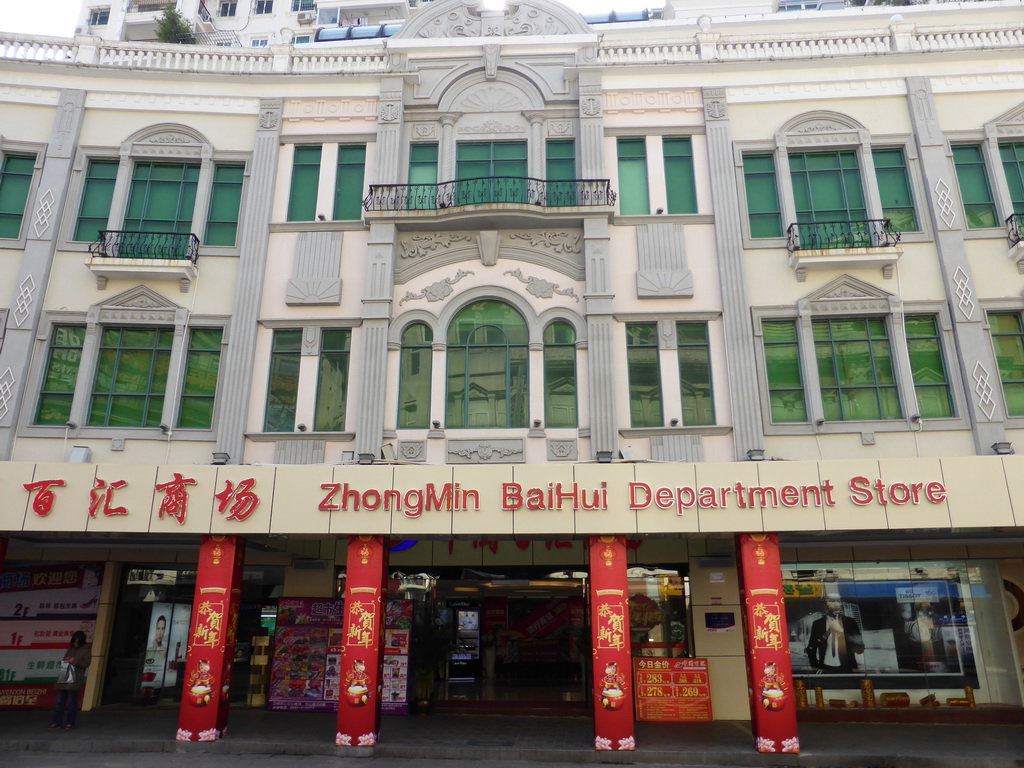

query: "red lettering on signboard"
left=155, top=473, right=198, bottom=525
left=88, top=478, right=128, bottom=518
left=23, top=480, right=66, bottom=517
left=214, top=478, right=259, bottom=522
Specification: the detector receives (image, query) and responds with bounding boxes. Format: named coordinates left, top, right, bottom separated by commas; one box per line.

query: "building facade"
left=1, top=0, right=1024, bottom=753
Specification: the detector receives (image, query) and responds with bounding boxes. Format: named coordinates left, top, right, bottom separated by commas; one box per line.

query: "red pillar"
left=335, top=535, right=388, bottom=748
left=737, top=533, right=800, bottom=754
left=588, top=536, right=635, bottom=752
left=176, top=535, right=245, bottom=742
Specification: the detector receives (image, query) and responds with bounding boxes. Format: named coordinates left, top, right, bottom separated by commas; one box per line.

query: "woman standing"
left=50, top=630, right=91, bottom=730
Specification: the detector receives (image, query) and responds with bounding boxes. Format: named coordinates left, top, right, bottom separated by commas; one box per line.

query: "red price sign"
left=633, top=657, right=713, bottom=722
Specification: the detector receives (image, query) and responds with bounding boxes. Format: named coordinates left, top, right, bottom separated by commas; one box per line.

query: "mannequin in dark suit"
left=806, top=600, right=864, bottom=672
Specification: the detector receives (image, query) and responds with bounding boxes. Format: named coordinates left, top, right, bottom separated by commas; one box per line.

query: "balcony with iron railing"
left=364, top=177, right=616, bottom=223
left=126, top=0, right=169, bottom=12
left=786, top=219, right=903, bottom=281
left=87, top=230, right=200, bottom=292
left=1008, top=212, right=1024, bottom=273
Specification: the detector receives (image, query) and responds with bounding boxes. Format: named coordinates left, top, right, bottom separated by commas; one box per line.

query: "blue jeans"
left=51, top=688, right=79, bottom=727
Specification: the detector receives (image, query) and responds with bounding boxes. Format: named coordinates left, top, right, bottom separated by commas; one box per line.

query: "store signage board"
left=633, top=657, right=713, bottom=722
left=3, top=457, right=1020, bottom=535
left=268, top=598, right=345, bottom=713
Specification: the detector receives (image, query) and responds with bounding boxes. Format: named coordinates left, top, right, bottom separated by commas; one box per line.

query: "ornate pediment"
left=394, top=0, right=593, bottom=40
left=778, top=111, right=867, bottom=148
left=800, top=275, right=897, bottom=315
left=101, top=284, right=180, bottom=310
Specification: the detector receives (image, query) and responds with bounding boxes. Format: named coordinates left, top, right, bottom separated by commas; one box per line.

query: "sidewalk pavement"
left=0, top=707, right=1021, bottom=767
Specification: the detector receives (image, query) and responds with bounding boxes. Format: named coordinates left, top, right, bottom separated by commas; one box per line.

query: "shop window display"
left=102, top=565, right=283, bottom=706
left=782, top=560, right=1020, bottom=708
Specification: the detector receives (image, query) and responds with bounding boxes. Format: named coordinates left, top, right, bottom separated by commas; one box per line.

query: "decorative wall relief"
left=547, top=439, right=578, bottom=461
left=505, top=268, right=579, bottom=301
left=397, top=440, right=427, bottom=462
left=447, top=439, right=524, bottom=463
left=400, top=233, right=474, bottom=259
left=636, top=223, right=694, bottom=299
left=286, top=231, right=343, bottom=306
left=400, top=270, right=474, bottom=304
left=508, top=231, right=581, bottom=254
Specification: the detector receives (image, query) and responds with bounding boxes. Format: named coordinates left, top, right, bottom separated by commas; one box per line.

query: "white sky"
left=1, top=0, right=657, bottom=38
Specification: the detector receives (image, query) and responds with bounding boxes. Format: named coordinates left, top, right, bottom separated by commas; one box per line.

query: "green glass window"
left=762, top=320, right=807, bottom=423
left=74, top=159, right=118, bottom=242
left=89, top=327, right=174, bottom=428
left=124, top=162, right=199, bottom=234
left=677, top=322, right=713, bottom=425
left=90, top=8, right=110, bottom=25
left=790, top=150, right=867, bottom=223
left=626, top=323, right=662, bottom=428
left=264, top=329, right=301, bottom=432
left=455, top=142, right=528, bottom=205
left=905, top=315, right=953, bottom=419
left=543, top=321, right=577, bottom=428
left=35, top=326, right=85, bottom=426
left=0, top=153, right=36, bottom=239
left=813, top=317, right=901, bottom=421
left=873, top=148, right=918, bottom=232
left=952, top=144, right=998, bottom=228
left=408, top=143, right=438, bottom=210
left=989, top=312, right=1024, bottom=417
left=742, top=153, right=783, bottom=238
left=204, top=163, right=245, bottom=246
left=333, top=144, right=366, bottom=221
left=177, top=329, right=223, bottom=429
left=314, top=329, right=351, bottom=432
left=287, top=145, right=321, bottom=222
left=617, top=138, right=649, bottom=216
left=663, top=138, right=697, bottom=214
left=546, top=140, right=576, bottom=206
left=446, top=300, right=528, bottom=428
left=398, top=323, right=433, bottom=429
left=1000, top=141, right=1024, bottom=216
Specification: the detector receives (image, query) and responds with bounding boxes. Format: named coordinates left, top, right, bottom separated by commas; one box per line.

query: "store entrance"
left=423, top=573, right=590, bottom=713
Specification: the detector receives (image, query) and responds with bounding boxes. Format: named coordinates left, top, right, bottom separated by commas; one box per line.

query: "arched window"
left=446, top=300, right=528, bottom=428
left=543, top=321, right=577, bottom=428
left=398, top=323, right=433, bottom=428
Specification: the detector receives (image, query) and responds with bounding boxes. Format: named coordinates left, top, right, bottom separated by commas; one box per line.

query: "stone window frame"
left=604, top=127, right=713, bottom=223
left=0, top=138, right=47, bottom=249
left=386, top=288, right=588, bottom=435
left=274, top=134, right=376, bottom=228
left=980, top=297, right=1024, bottom=429
left=252, top=320, right=361, bottom=438
left=19, top=287, right=231, bottom=440
left=751, top=283, right=969, bottom=437
left=958, top=101, right=1024, bottom=238
left=614, top=311, right=731, bottom=438
left=733, top=112, right=932, bottom=250
left=58, top=127, right=252, bottom=256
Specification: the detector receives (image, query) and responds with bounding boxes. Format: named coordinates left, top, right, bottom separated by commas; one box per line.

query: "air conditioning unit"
left=297, top=11, right=314, bottom=24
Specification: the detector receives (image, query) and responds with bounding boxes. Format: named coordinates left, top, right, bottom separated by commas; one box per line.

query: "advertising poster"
left=0, top=563, right=104, bottom=709
left=783, top=576, right=975, bottom=689
left=269, top=598, right=345, bottom=712
left=633, top=657, right=713, bottom=722
left=382, top=599, right=412, bottom=714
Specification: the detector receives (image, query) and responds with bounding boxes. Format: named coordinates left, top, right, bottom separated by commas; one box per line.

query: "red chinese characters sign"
left=633, top=657, right=712, bottom=722
left=737, top=533, right=799, bottom=755
left=176, top=535, right=244, bottom=743
left=336, top=535, right=388, bottom=748
left=588, top=536, right=635, bottom=752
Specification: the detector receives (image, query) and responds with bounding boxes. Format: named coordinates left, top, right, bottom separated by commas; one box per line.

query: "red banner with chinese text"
left=336, top=535, right=388, bottom=748
left=737, top=533, right=799, bottom=755
left=588, top=536, right=635, bottom=752
left=175, top=535, right=245, bottom=743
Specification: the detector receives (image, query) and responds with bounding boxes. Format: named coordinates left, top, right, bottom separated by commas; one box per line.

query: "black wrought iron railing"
left=90, top=231, right=200, bottom=263
left=363, top=177, right=616, bottom=212
left=1008, top=212, right=1023, bottom=247
left=787, top=219, right=901, bottom=252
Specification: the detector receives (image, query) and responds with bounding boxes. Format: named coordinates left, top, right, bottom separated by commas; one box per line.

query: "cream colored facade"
left=1, top=0, right=1024, bottom=724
